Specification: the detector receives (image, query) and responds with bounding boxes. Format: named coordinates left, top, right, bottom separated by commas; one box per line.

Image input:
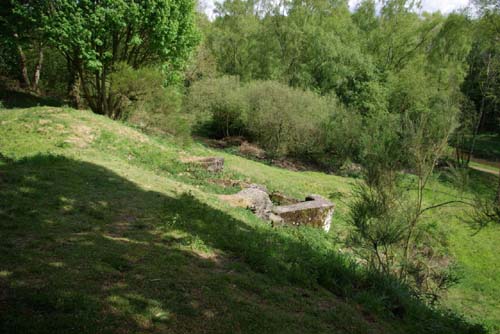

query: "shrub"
left=185, top=76, right=248, bottom=138
left=110, top=63, right=191, bottom=141
left=244, top=81, right=330, bottom=159
left=185, top=77, right=365, bottom=167
left=322, top=105, right=364, bottom=170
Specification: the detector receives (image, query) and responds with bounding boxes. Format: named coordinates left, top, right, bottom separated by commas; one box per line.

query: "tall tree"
left=462, top=23, right=499, bottom=158
left=41, top=0, right=199, bottom=118
left=460, top=0, right=500, bottom=161
left=0, top=0, right=45, bottom=92
left=474, top=2, right=500, bottom=168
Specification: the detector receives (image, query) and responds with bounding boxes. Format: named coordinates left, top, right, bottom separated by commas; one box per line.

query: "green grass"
left=0, top=107, right=497, bottom=333
left=447, top=222, right=500, bottom=332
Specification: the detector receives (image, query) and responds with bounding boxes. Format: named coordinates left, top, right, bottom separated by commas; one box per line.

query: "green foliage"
left=359, top=110, right=403, bottom=188
left=187, top=77, right=357, bottom=166
left=462, top=7, right=500, bottom=134
left=34, top=47, right=67, bottom=97
left=208, top=0, right=261, bottom=81
left=348, top=77, right=462, bottom=302
left=244, top=80, right=330, bottom=158
left=38, top=0, right=199, bottom=116
left=471, top=186, right=500, bottom=227
left=186, top=76, right=248, bottom=138
left=0, top=39, right=18, bottom=78
left=43, top=0, right=199, bottom=73
left=349, top=179, right=460, bottom=304
left=322, top=107, right=364, bottom=170
left=109, top=63, right=191, bottom=141
left=349, top=183, right=408, bottom=271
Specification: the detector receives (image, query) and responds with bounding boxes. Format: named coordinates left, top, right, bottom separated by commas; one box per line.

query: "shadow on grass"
left=0, top=88, right=63, bottom=109
left=0, top=154, right=485, bottom=334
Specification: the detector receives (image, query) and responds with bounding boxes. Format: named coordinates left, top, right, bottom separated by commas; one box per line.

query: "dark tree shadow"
left=0, top=87, right=63, bottom=109
left=0, top=154, right=485, bottom=334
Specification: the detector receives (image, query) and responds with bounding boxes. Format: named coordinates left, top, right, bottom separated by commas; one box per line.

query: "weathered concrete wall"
left=272, top=195, right=334, bottom=232
left=219, top=185, right=335, bottom=232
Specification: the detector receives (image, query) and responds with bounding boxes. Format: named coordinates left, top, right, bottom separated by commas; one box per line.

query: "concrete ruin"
left=220, top=185, right=334, bottom=232
left=219, top=184, right=273, bottom=220
left=181, top=156, right=224, bottom=173
left=272, top=195, right=334, bottom=232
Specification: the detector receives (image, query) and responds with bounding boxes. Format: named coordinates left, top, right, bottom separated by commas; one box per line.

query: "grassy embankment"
left=0, top=107, right=498, bottom=333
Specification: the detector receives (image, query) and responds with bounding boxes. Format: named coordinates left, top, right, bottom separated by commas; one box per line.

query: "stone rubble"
left=220, top=184, right=334, bottom=232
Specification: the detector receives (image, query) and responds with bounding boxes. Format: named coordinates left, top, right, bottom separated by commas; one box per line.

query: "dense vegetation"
left=0, top=0, right=499, bottom=333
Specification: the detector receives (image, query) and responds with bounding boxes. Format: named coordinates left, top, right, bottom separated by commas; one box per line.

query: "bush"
left=110, top=63, right=191, bottom=141
left=244, top=81, right=330, bottom=159
left=186, top=77, right=351, bottom=162
left=185, top=76, right=248, bottom=138
left=185, top=77, right=368, bottom=168
left=322, top=105, right=363, bottom=170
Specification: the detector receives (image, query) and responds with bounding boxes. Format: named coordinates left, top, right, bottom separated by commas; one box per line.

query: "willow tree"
left=39, top=0, right=199, bottom=117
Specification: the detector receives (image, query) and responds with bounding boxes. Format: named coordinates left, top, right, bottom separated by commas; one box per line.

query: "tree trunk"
left=467, top=97, right=487, bottom=165
left=67, top=54, right=82, bottom=109
left=467, top=53, right=492, bottom=165
left=32, top=44, right=44, bottom=93
left=68, top=70, right=81, bottom=109
left=14, top=34, right=30, bottom=89
left=101, top=68, right=109, bottom=117
left=497, top=169, right=500, bottom=208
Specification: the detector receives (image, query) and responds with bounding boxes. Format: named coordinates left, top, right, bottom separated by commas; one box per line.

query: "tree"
left=497, top=170, right=500, bottom=207
left=459, top=0, right=500, bottom=162
left=347, top=5, right=471, bottom=299
left=461, top=23, right=500, bottom=161
left=41, top=0, right=199, bottom=118
left=208, top=0, right=261, bottom=81
left=349, top=102, right=462, bottom=300
left=0, top=1, right=45, bottom=92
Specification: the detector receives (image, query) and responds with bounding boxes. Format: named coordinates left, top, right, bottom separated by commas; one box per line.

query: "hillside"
left=0, top=107, right=498, bottom=333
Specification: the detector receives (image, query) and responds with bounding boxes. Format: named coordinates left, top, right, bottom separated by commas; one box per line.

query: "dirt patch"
left=469, top=156, right=500, bottom=175
left=270, top=158, right=315, bottom=172
left=218, top=194, right=253, bottom=209
left=199, top=136, right=328, bottom=172
left=199, top=136, right=245, bottom=149
left=471, top=164, right=499, bottom=176
left=180, top=156, right=225, bottom=173
left=239, top=141, right=266, bottom=159
left=116, top=127, right=149, bottom=143
left=64, top=124, right=96, bottom=148
left=38, top=119, right=52, bottom=126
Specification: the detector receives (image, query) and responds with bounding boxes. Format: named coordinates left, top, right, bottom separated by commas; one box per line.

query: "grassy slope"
left=0, top=107, right=498, bottom=333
